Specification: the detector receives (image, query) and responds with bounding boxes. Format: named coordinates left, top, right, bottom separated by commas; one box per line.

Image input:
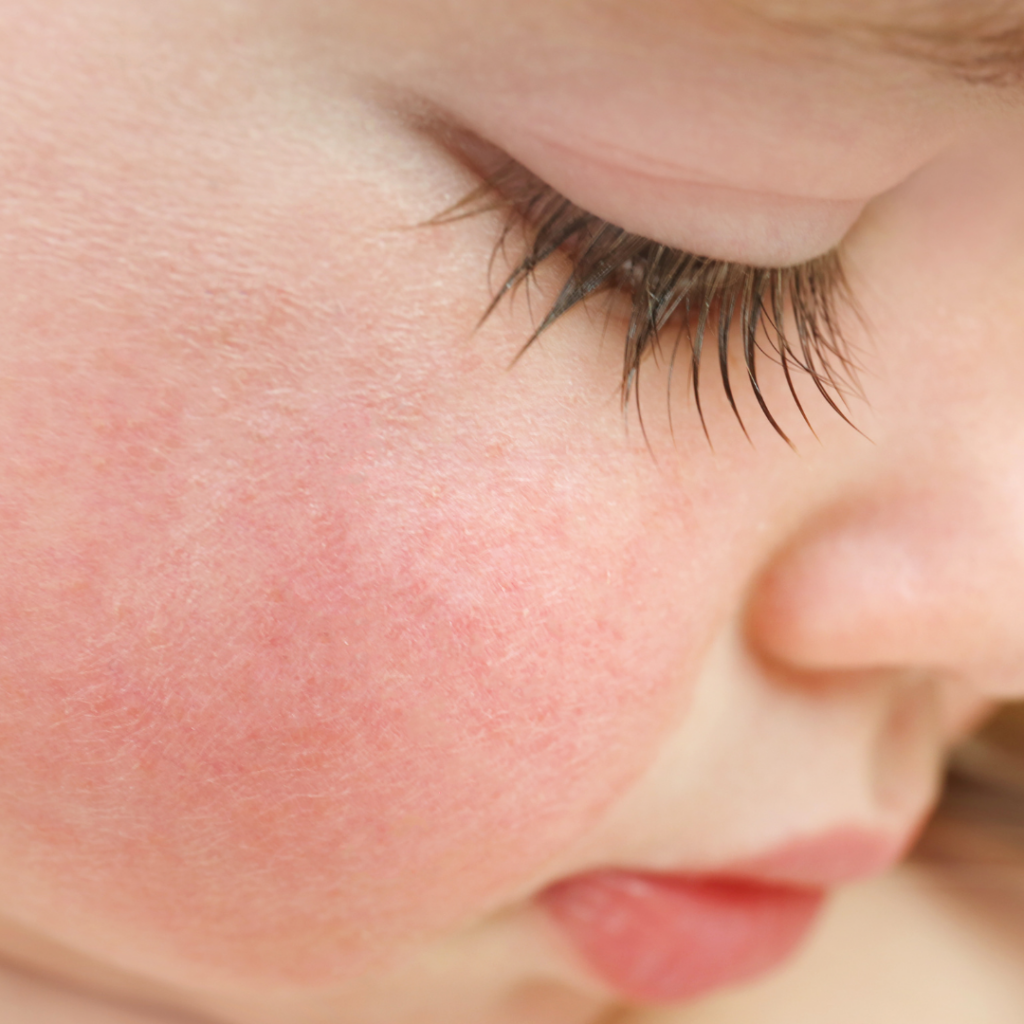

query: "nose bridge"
left=782, top=116, right=1024, bottom=690
left=746, top=464, right=1024, bottom=697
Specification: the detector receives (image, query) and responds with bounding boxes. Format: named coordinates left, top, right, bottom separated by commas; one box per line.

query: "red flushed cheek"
left=0, top=45, right=717, bottom=989
left=0, top=356, right=697, bottom=988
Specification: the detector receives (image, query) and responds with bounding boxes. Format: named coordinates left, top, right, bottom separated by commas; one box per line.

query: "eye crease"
left=437, top=158, right=860, bottom=445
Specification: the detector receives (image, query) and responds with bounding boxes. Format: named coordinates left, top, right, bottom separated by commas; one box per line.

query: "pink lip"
left=541, top=871, right=823, bottom=1004
left=539, top=828, right=911, bottom=1004
left=721, top=825, right=915, bottom=887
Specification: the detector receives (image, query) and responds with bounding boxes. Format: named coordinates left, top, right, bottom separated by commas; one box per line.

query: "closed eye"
left=435, top=156, right=861, bottom=446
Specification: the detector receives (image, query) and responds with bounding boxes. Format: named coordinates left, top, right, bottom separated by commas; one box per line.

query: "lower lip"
left=539, top=870, right=824, bottom=1004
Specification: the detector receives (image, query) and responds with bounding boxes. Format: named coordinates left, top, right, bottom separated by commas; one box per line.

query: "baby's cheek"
left=0, top=374, right=695, bottom=988
left=0, top=76, right=709, bottom=983
left=0, top=20, right=714, bottom=989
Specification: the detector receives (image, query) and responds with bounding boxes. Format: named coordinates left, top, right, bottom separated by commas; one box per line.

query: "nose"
left=746, top=478, right=1024, bottom=700
left=689, top=472, right=1024, bottom=864
left=558, top=479, right=1024, bottom=877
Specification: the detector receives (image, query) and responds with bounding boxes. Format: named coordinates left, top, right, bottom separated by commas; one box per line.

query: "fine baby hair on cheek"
left=0, top=374, right=708, bottom=987
left=0, top=61, right=743, bottom=989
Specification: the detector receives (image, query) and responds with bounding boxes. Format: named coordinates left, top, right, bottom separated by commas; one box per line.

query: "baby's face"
left=0, top=1, right=1023, bottom=1021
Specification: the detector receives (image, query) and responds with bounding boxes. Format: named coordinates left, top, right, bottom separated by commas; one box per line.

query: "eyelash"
left=439, top=158, right=859, bottom=445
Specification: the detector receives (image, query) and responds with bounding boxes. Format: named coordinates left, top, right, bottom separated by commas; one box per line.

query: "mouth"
left=537, top=827, right=911, bottom=1004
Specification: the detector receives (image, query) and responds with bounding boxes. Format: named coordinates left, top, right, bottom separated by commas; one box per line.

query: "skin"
left=0, top=0, right=1021, bottom=1021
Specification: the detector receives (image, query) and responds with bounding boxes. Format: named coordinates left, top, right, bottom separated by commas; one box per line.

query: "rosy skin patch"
left=0, top=74, right=720, bottom=984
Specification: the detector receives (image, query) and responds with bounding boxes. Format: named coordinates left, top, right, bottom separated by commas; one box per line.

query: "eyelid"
left=434, top=149, right=861, bottom=446
left=471, top=121, right=867, bottom=264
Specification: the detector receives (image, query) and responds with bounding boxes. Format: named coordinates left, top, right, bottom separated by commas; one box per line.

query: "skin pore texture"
left=1, top=0, right=1024, bottom=1021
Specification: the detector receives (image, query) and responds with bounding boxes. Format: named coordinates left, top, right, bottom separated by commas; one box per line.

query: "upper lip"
left=713, top=824, right=920, bottom=889
left=538, top=821, right=927, bottom=900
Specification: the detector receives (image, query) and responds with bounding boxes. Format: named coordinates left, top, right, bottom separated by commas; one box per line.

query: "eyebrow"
left=765, top=2, right=1024, bottom=87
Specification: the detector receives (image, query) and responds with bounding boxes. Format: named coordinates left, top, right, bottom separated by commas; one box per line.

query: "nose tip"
left=745, top=491, right=1024, bottom=697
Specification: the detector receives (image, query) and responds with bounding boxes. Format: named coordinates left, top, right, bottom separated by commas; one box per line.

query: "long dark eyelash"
left=436, top=160, right=859, bottom=444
